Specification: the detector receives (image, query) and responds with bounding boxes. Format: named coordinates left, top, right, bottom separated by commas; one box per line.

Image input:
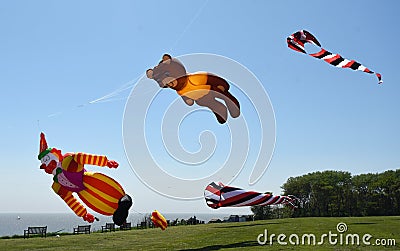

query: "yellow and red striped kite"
left=151, top=210, right=168, bottom=230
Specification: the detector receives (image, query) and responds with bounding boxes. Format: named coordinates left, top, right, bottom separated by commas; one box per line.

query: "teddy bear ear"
left=162, top=54, right=172, bottom=60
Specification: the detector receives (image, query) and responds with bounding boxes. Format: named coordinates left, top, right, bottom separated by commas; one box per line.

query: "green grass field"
left=1, top=216, right=399, bottom=250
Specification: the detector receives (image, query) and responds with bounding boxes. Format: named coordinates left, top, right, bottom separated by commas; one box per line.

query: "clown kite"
left=37, top=132, right=132, bottom=225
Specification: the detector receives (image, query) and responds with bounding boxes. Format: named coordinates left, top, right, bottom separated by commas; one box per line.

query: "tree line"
left=251, top=169, right=400, bottom=219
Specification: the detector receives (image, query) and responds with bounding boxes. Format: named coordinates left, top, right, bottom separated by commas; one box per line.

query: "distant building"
left=224, top=215, right=254, bottom=222
left=208, top=218, right=222, bottom=223
left=208, top=215, right=254, bottom=224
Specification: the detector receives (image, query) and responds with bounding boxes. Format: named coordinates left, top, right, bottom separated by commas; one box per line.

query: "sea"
left=0, top=212, right=231, bottom=237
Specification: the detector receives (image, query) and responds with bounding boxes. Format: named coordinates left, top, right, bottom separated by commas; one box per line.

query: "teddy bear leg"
left=211, top=90, right=240, bottom=119
left=223, top=91, right=240, bottom=118
left=207, top=75, right=240, bottom=118
left=196, top=96, right=228, bottom=124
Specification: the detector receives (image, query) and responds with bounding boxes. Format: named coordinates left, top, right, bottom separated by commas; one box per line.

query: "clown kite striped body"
left=287, top=30, right=382, bottom=84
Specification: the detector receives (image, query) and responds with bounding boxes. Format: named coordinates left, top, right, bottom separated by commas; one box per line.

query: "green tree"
left=251, top=205, right=274, bottom=220
left=278, top=169, right=399, bottom=218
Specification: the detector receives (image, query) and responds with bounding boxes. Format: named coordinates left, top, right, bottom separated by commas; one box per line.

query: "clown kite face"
left=40, top=152, right=60, bottom=175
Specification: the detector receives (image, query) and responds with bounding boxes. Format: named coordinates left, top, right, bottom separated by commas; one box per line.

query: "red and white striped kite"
left=204, top=182, right=298, bottom=209
left=287, top=30, right=382, bottom=84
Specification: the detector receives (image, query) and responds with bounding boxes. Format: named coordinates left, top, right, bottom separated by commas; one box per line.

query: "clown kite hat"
left=38, top=132, right=52, bottom=160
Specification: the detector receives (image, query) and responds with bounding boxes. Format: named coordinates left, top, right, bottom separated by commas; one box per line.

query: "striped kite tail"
left=257, top=194, right=298, bottom=208
left=375, top=73, right=383, bottom=84
left=310, top=48, right=383, bottom=84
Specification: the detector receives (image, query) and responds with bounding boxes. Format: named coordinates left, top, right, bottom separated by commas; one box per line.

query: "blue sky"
left=0, top=1, right=399, bottom=216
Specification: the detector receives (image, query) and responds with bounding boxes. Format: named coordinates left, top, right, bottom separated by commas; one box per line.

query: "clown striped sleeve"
left=74, top=153, right=108, bottom=167
left=52, top=182, right=87, bottom=217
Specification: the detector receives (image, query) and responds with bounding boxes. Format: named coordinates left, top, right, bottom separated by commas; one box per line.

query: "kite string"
left=89, top=73, right=144, bottom=104
left=39, top=1, right=209, bottom=123
left=89, top=0, right=209, bottom=105
left=37, top=119, right=42, bottom=135
left=38, top=73, right=144, bottom=122
left=168, top=0, right=209, bottom=53
left=94, top=0, right=209, bottom=104
left=87, top=1, right=209, bottom=106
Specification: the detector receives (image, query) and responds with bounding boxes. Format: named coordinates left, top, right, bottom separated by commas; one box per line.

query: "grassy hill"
left=1, top=216, right=398, bottom=250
